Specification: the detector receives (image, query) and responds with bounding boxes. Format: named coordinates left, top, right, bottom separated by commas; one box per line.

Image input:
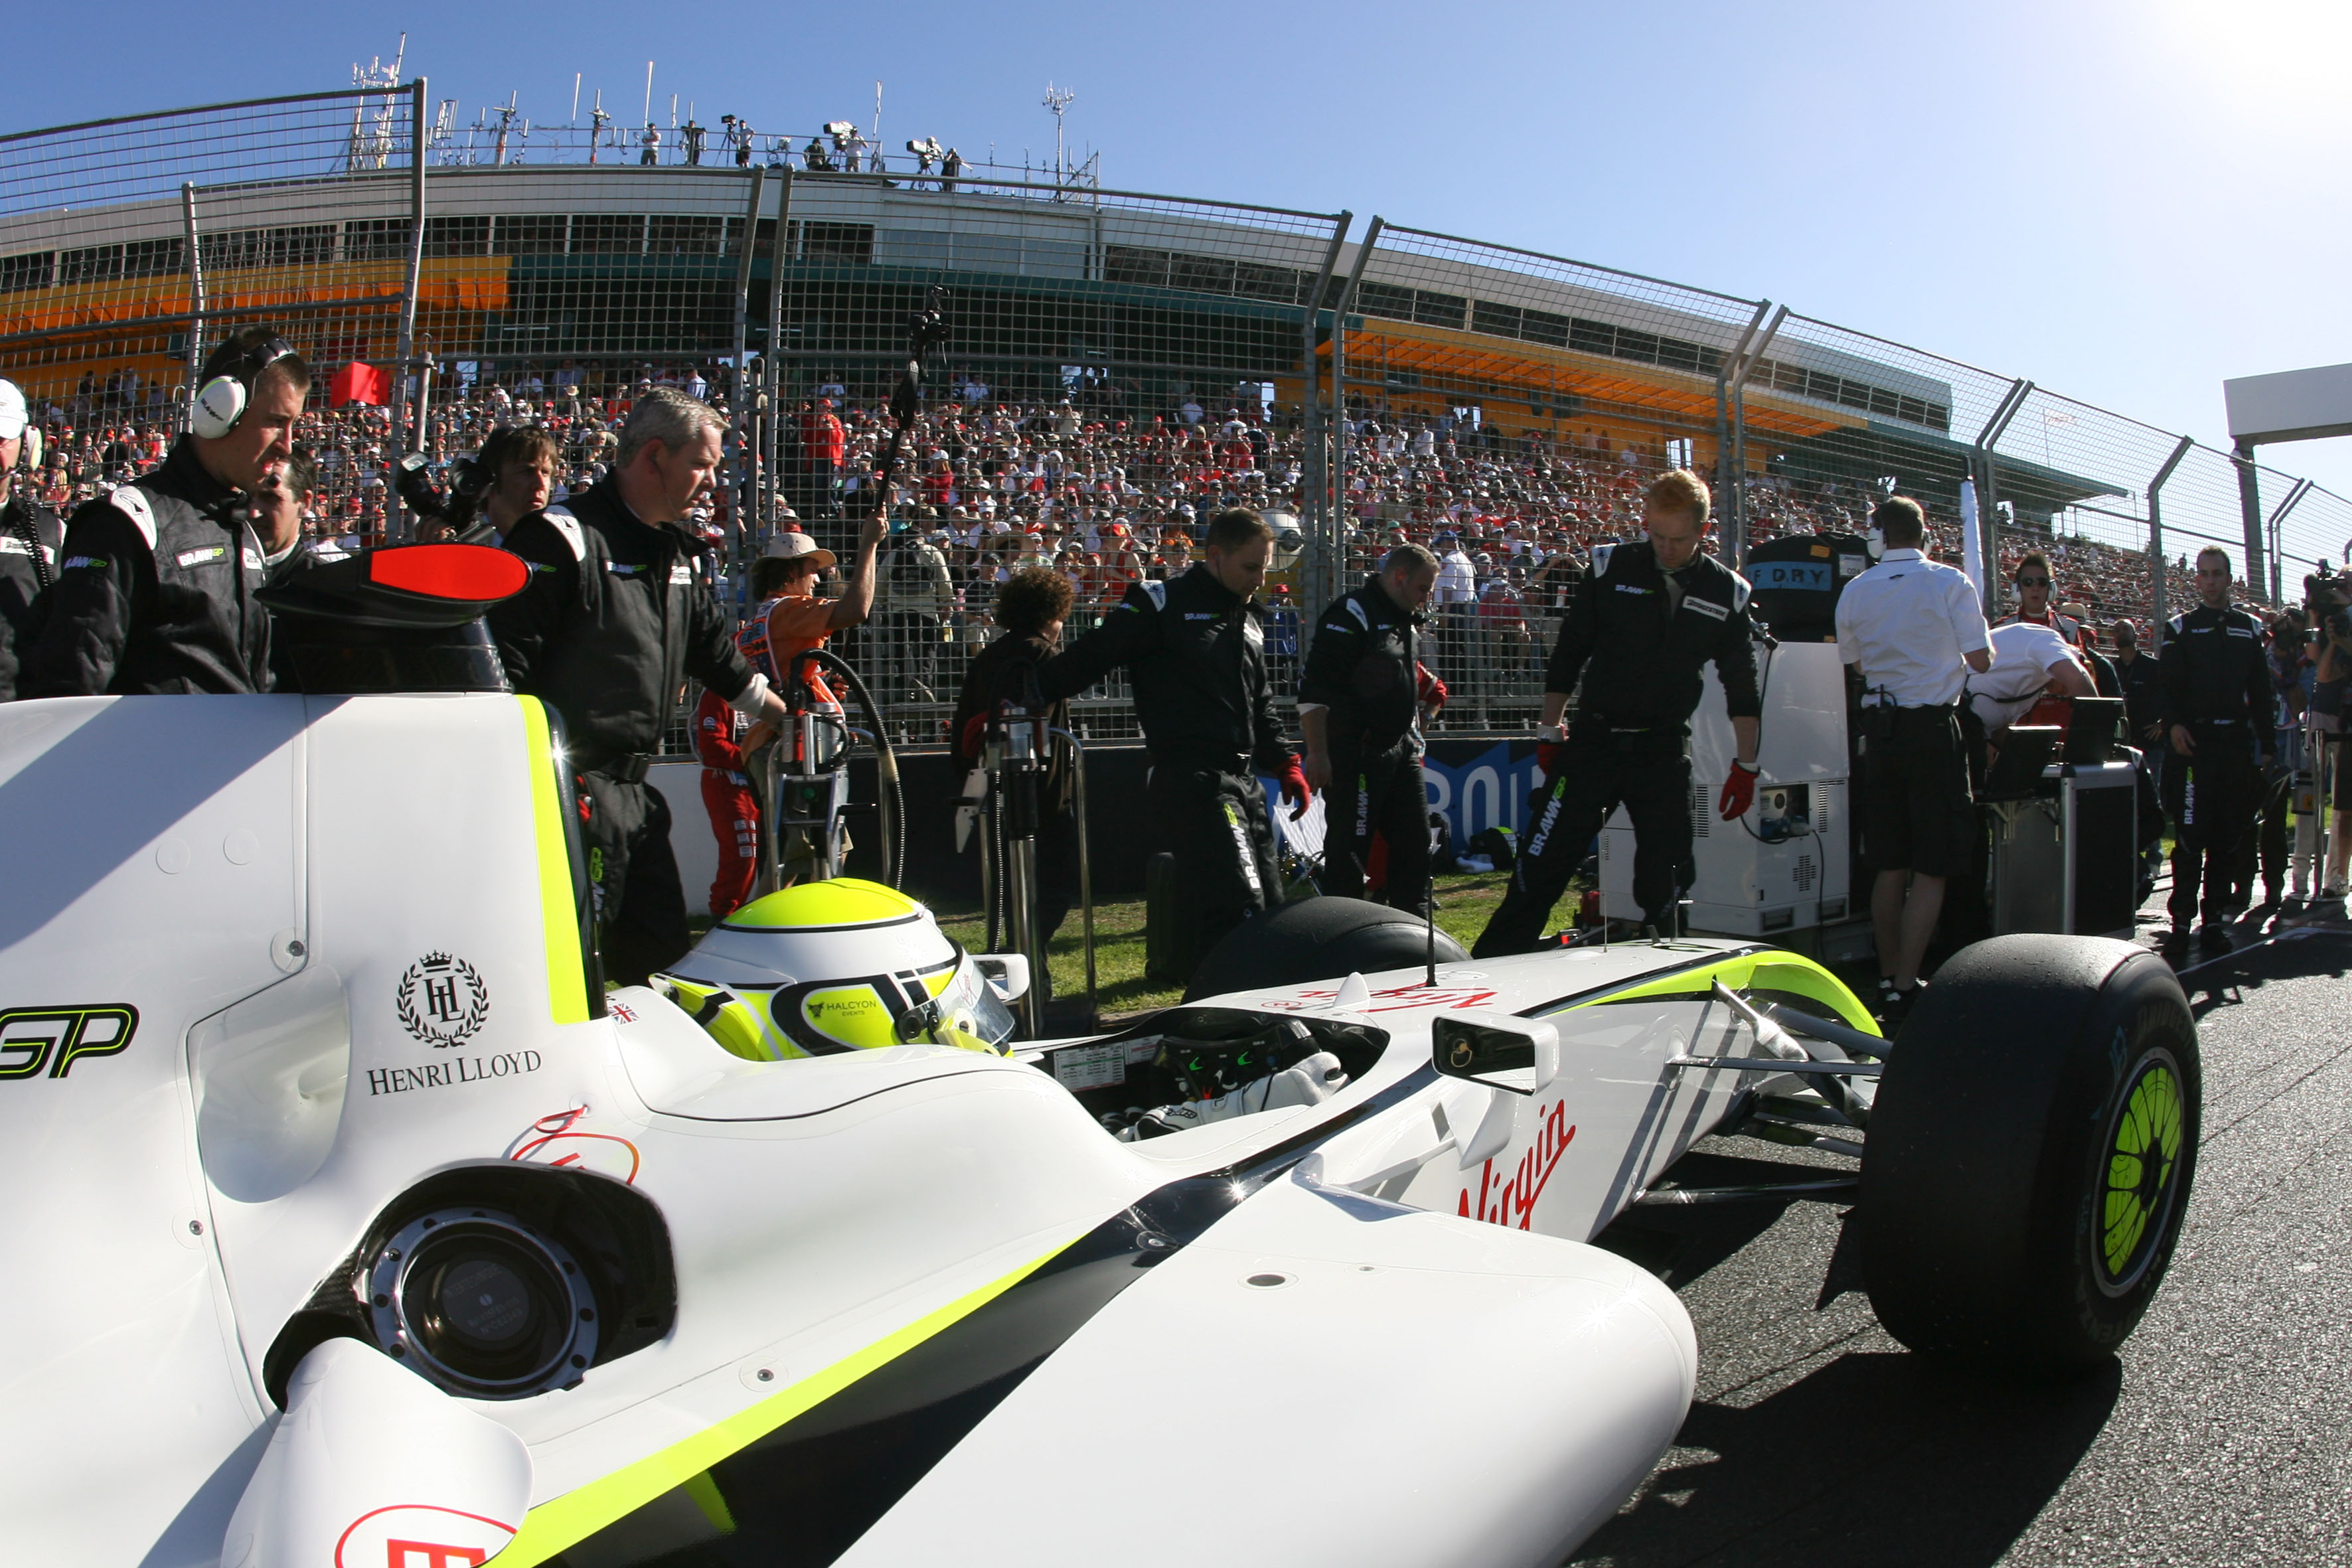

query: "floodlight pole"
left=2145, top=434, right=2192, bottom=637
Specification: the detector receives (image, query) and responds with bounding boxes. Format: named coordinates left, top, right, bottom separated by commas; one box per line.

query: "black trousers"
left=877, top=609, right=940, bottom=701
left=2163, top=726, right=2258, bottom=930
left=1148, top=757, right=1282, bottom=978
left=580, top=772, right=692, bottom=988
left=1474, top=728, right=1689, bottom=957
left=1317, top=737, right=1431, bottom=916
left=2231, top=764, right=2291, bottom=905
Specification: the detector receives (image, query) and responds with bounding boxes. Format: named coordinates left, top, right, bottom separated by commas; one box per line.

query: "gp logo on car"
left=0, top=1005, right=138, bottom=1080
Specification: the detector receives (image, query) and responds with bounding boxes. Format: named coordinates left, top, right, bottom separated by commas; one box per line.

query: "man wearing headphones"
left=0, top=378, right=62, bottom=701
left=23, top=327, right=304, bottom=696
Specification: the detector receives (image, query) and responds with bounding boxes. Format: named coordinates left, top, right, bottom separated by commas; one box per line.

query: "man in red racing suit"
left=694, top=686, right=761, bottom=917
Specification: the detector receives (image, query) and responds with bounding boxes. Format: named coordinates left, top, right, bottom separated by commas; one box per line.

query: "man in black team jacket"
left=489, top=388, right=792, bottom=985
left=1298, top=541, right=1439, bottom=913
left=1475, top=469, right=1762, bottom=954
left=2158, top=546, right=2274, bottom=956
left=1039, top=507, right=1310, bottom=977
left=0, top=378, right=61, bottom=701
left=23, top=328, right=303, bottom=696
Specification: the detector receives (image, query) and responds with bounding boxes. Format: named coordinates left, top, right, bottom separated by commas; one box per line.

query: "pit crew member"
left=1298, top=541, right=1439, bottom=913
left=1038, top=507, right=1308, bottom=976
left=0, top=378, right=61, bottom=702
left=2157, top=546, right=2273, bottom=955
left=1474, top=469, right=1759, bottom=955
left=488, top=388, right=792, bottom=986
left=1834, top=495, right=1991, bottom=1023
left=1964, top=617, right=2094, bottom=736
left=22, top=327, right=301, bottom=696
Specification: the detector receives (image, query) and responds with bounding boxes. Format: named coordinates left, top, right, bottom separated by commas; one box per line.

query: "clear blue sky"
left=15, top=0, right=2352, bottom=503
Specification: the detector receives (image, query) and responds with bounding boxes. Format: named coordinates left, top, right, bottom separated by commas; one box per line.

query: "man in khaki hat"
left=735, top=510, right=885, bottom=886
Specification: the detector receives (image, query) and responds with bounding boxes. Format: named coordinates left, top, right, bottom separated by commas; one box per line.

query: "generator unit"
left=1601, top=640, right=1861, bottom=946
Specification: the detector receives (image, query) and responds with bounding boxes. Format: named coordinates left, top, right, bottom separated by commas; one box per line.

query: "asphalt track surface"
left=1571, top=919, right=2352, bottom=1568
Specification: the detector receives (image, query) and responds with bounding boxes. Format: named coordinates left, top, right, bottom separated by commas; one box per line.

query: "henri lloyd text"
left=367, top=1050, right=542, bottom=1095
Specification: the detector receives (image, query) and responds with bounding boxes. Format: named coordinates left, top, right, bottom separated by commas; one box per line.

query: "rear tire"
left=1183, top=897, right=1468, bottom=1002
left=1859, top=934, right=2198, bottom=1371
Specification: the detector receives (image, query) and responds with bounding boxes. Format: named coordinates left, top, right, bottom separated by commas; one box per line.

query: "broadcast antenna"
left=1042, top=83, right=1075, bottom=185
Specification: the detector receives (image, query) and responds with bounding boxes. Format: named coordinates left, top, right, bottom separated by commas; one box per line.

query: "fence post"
left=1719, top=301, right=1779, bottom=571
left=2268, top=477, right=2314, bottom=607
left=1298, top=212, right=1350, bottom=615
left=728, top=165, right=766, bottom=581
left=2146, top=434, right=2192, bottom=638
left=389, top=75, right=428, bottom=541
left=1971, top=378, right=2032, bottom=616
left=179, top=182, right=206, bottom=430
left=2231, top=440, right=2270, bottom=606
left=1328, top=216, right=1381, bottom=608
left=763, top=169, right=792, bottom=535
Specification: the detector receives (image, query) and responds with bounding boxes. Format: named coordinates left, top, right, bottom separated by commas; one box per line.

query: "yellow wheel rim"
left=2100, top=1057, right=2185, bottom=1291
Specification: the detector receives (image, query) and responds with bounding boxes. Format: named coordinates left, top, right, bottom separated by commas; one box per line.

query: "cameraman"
left=455, top=426, right=560, bottom=546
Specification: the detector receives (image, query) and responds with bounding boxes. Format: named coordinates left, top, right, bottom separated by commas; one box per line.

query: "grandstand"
left=3, top=81, right=2343, bottom=746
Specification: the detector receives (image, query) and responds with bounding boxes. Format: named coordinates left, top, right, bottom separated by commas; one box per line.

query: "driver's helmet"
left=652, top=879, right=1014, bottom=1061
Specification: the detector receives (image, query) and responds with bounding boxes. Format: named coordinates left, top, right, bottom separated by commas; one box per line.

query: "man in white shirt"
left=1833, top=497, right=1992, bottom=1024
left=1965, top=619, right=2094, bottom=735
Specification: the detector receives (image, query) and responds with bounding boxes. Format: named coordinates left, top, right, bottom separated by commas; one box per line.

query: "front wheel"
left=1859, top=935, right=2198, bottom=1372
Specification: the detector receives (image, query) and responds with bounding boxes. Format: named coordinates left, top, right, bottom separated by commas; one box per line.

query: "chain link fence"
left=5, top=84, right=2347, bottom=755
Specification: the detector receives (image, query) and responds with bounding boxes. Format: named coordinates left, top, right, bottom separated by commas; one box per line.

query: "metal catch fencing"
left=0, top=86, right=427, bottom=536
left=5, top=83, right=2350, bottom=757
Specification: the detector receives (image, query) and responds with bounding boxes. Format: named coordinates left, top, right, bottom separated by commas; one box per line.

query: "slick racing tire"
left=1183, top=896, right=1469, bottom=1002
left=1859, top=935, right=2198, bottom=1372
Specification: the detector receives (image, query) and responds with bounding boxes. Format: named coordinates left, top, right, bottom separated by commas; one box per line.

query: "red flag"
left=329, top=361, right=389, bottom=408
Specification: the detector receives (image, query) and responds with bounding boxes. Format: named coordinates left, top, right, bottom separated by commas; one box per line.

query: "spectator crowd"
left=12, top=358, right=2237, bottom=746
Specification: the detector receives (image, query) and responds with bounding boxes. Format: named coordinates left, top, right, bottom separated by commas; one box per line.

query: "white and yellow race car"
left=0, top=554, right=2197, bottom=1568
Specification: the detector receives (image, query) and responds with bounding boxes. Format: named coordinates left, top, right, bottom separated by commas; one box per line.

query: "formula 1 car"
left=0, top=556, right=2198, bottom=1568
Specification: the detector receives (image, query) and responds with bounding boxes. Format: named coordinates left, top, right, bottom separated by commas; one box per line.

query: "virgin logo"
left=1260, top=983, right=1497, bottom=1015
left=1459, top=1099, right=1575, bottom=1229
left=334, top=1504, right=516, bottom=1567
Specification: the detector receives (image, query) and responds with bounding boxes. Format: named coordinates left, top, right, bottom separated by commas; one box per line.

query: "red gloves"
left=957, top=711, right=988, bottom=763
left=1533, top=725, right=1569, bottom=777
left=1277, top=753, right=1312, bottom=821
left=1415, top=662, right=1448, bottom=714
left=1719, top=760, right=1760, bottom=821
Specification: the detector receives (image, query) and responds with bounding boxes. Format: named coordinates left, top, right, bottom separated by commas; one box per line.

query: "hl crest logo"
left=0, top=1005, right=138, bottom=1081
left=396, top=953, right=490, bottom=1048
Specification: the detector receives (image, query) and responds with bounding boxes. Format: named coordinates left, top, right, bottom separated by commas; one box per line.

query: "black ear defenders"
left=191, top=335, right=297, bottom=439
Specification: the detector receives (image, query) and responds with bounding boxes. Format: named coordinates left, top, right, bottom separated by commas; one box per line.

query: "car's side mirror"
left=973, top=954, right=1030, bottom=1002
left=1432, top=1012, right=1560, bottom=1097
